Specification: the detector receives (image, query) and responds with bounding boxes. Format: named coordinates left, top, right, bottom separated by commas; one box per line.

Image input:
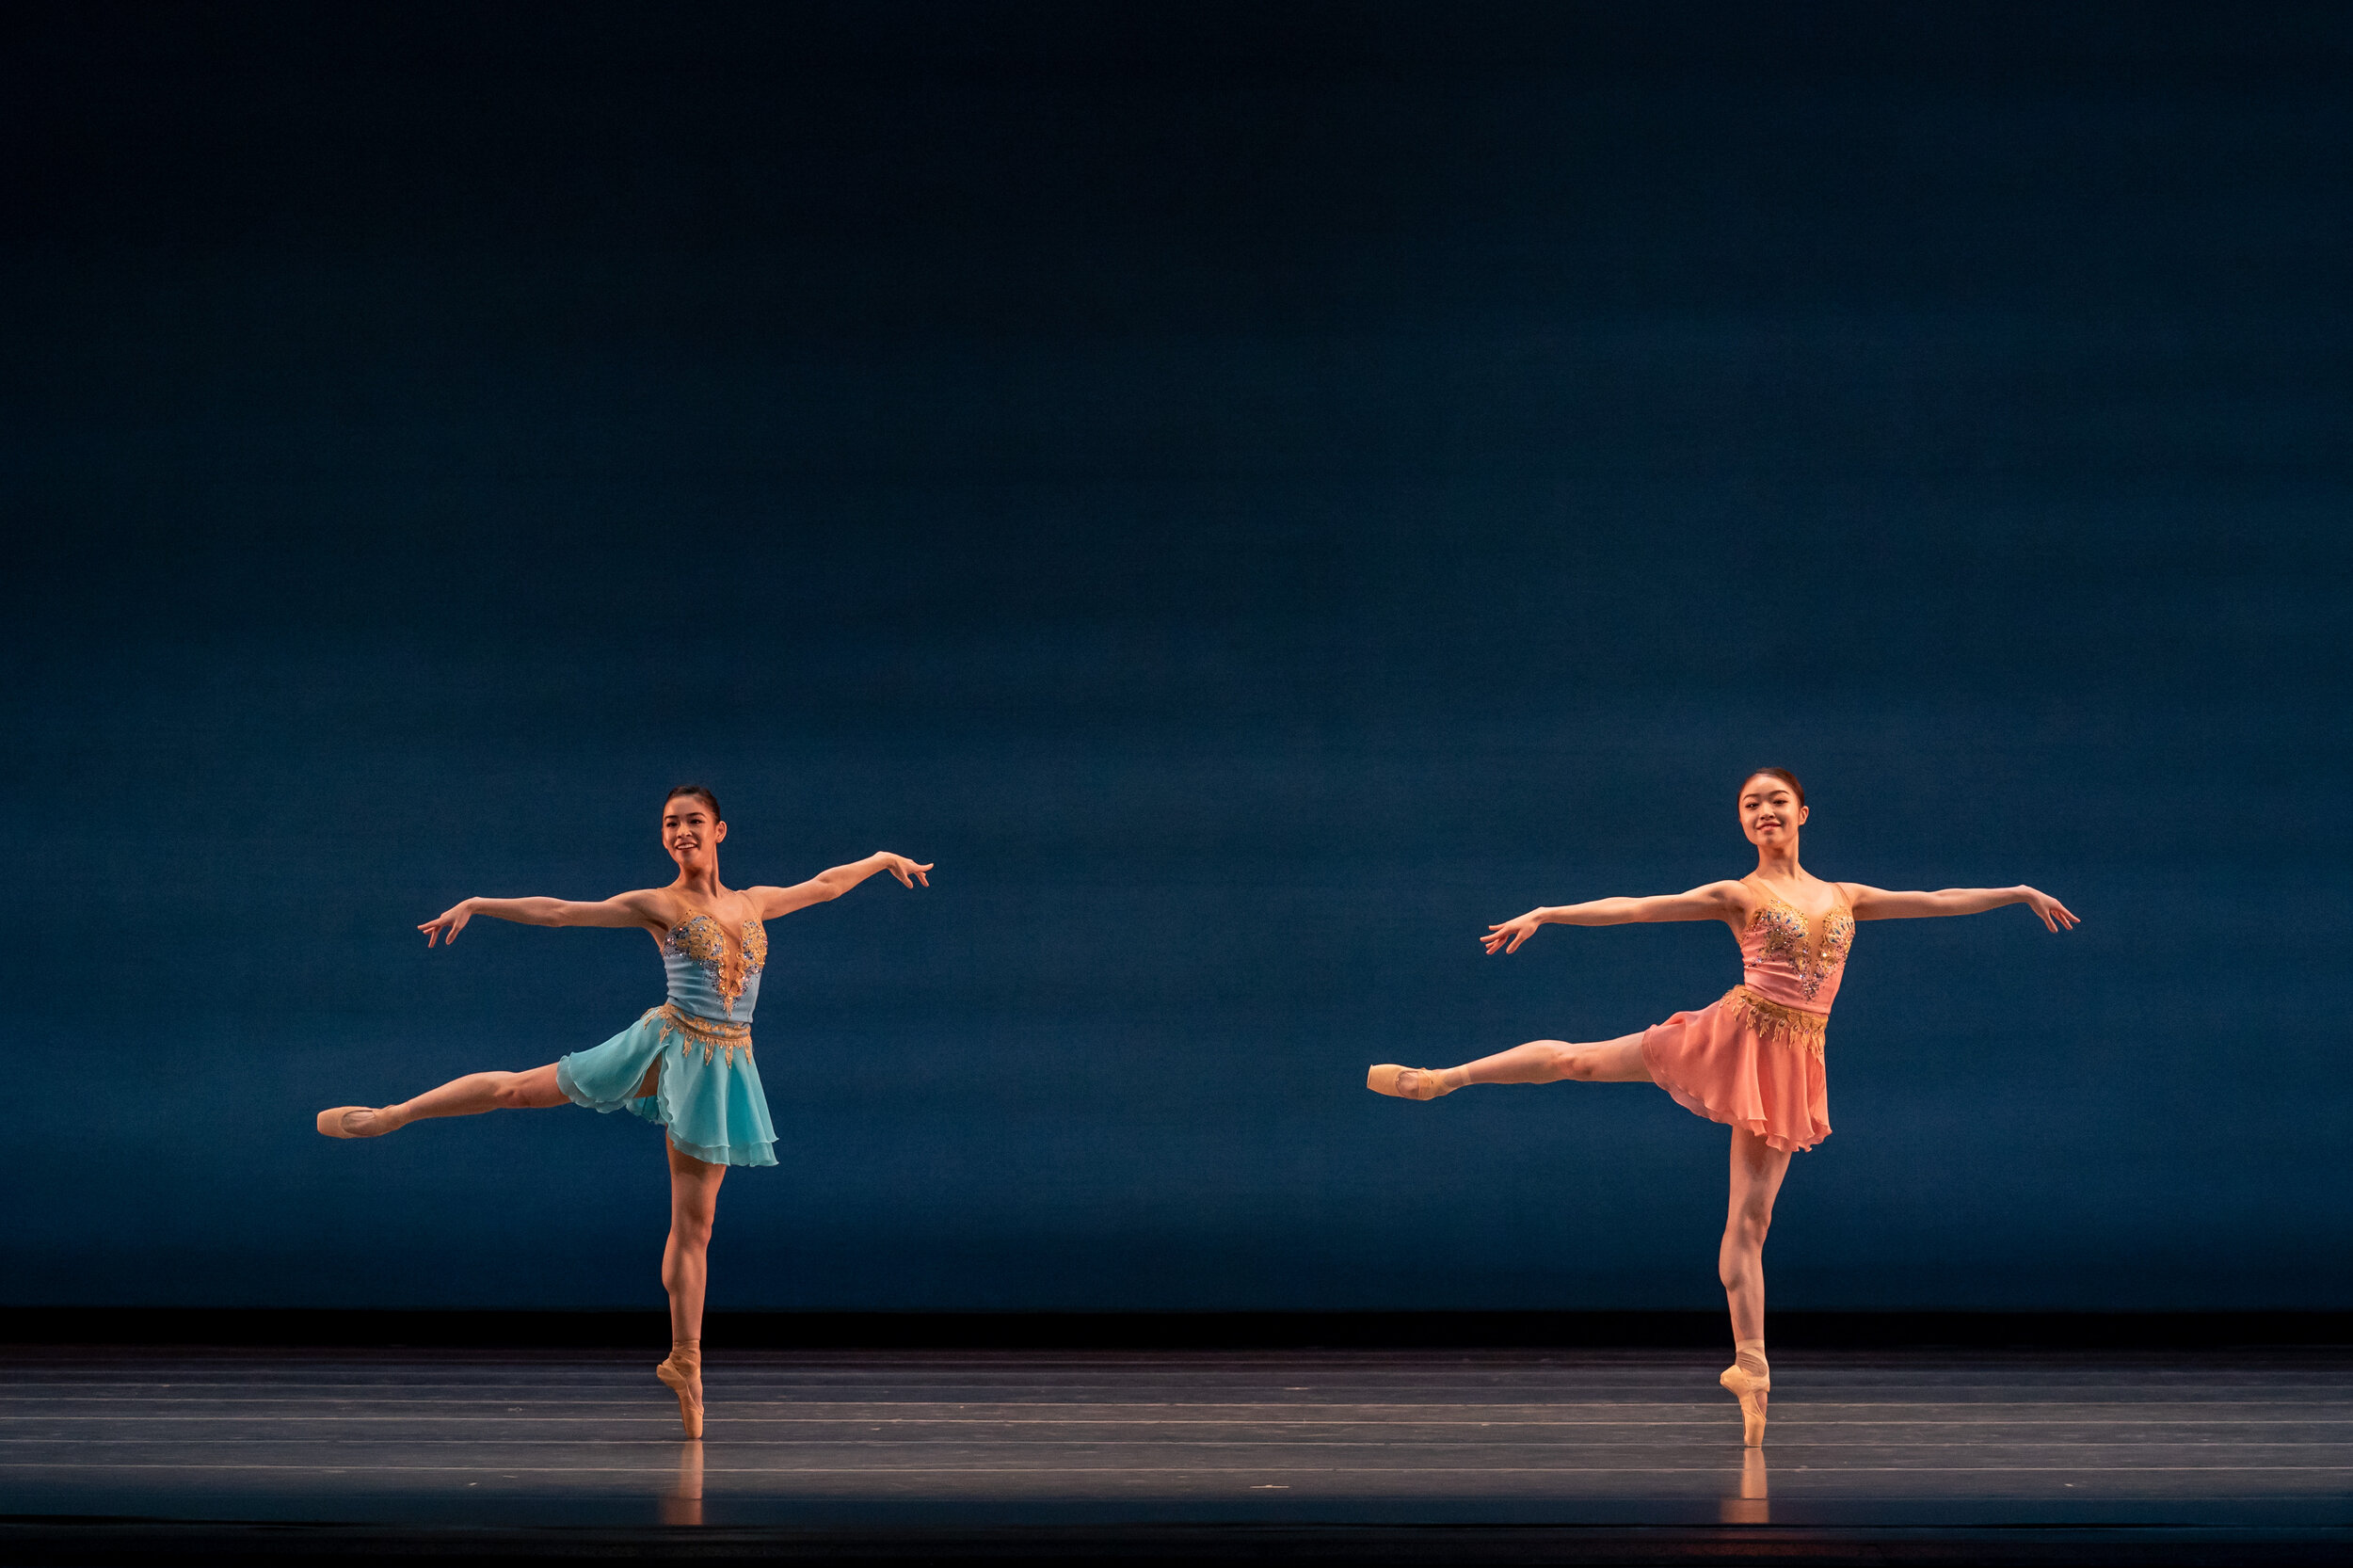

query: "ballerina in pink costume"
left=1367, top=768, right=2078, bottom=1446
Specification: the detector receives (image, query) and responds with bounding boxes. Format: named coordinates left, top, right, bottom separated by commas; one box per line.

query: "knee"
left=1720, top=1230, right=1768, bottom=1287
left=1555, top=1045, right=1609, bottom=1081
left=1724, top=1208, right=1771, bottom=1253
left=488, top=1073, right=537, bottom=1110
left=673, top=1211, right=716, bottom=1251
left=1554, top=1048, right=1590, bottom=1080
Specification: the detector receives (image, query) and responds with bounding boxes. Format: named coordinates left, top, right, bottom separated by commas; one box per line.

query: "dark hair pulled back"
left=664, top=783, right=722, bottom=821
left=1740, top=767, right=1804, bottom=808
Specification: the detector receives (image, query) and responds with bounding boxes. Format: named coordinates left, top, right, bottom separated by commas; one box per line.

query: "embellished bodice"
left=1737, top=886, right=1854, bottom=1013
left=663, top=913, right=768, bottom=1024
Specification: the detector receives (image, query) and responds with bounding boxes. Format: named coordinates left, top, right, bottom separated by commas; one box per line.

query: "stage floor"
left=4, top=1345, right=2349, bottom=1561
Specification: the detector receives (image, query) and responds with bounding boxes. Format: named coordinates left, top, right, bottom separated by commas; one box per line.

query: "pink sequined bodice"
left=1737, top=886, right=1855, bottom=1013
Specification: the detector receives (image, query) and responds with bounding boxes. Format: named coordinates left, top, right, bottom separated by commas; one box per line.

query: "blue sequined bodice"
left=663, top=914, right=767, bottom=1024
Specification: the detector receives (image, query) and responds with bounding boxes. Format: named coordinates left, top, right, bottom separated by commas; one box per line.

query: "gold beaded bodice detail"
left=1742, top=892, right=1854, bottom=1006
left=664, top=914, right=768, bottom=1010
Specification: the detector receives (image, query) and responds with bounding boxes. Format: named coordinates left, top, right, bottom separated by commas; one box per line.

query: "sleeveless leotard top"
left=663, top=914, right=767, bottom=1024
left=1737, top=885, right=1854, bottom=1015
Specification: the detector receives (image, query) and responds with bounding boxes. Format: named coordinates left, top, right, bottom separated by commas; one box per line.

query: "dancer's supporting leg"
left=1369, top=1032, right=1651, bottom=1099
left=316, top=1063, right=566, bottom=1138
left=1718, top=1127, right=1789, bottom=1447
left=655, top=1140, right=726, bottom=1439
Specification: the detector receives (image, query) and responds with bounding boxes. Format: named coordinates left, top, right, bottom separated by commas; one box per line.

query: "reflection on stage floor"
left=3, top=1346, right=2348, bottom=1559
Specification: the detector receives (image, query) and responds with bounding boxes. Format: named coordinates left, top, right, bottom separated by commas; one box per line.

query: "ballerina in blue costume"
left=314, top=784, right=932, bottom=1436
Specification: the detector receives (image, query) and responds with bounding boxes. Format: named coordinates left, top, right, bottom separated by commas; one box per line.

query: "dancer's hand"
left=874, top=853, right=933, bottom=888
left=2019, top=888, right=2079, bottom=932
left=1482, top=910, right=1545, bottom=954
left=419, top=899, right=475, bottom=947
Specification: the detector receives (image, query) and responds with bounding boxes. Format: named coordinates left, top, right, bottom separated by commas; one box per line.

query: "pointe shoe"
left=315, top=1107, right=385, bottom=1139
left=1720, top=1364, right=1769, bottom=1448
left=1366, top=1065, right=1456, bottom=1100
left=656, top=1353, right=705, bottom=1439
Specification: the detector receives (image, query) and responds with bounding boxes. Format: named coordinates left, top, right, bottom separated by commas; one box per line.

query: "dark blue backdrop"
left=4, top=4, right=2346, bottom=1312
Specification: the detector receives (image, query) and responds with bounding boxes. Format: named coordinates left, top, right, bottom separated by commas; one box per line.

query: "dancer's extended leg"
left=656, top=1140, right=726, bottom=1438
left=315, top=1063, right=566, bottom=1138
left=1369, top=1032, right=1651, bottom=1098
left=1718, top=1126, right=1789, bottom=1446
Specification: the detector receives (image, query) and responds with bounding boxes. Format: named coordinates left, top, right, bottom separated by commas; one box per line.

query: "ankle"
left=1734, top=1338, right=1769, bottom=1380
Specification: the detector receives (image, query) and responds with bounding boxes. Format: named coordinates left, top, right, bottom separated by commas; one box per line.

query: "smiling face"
left=662, top=795, right=727, bottom=872
left=1738, top=773, right=1808, bottom=849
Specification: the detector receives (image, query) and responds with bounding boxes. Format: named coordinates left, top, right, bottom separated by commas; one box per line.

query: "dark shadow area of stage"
left=5, top=1332, right=2350, bottom=1565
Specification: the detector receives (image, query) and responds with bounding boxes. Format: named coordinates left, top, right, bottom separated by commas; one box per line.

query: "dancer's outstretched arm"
left=417, top=889, right=671, bottom=947
left=750, top=852, right=933, bottom=920
left=1482, top=881, right=1751, bottom=954
left=1840, top=884, right=2078, bottom=931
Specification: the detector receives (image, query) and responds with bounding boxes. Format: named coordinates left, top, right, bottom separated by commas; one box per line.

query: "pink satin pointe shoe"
left=657, top=1350, right=705, bottom=1439
left=1366, top=1065, right=1457, bottom=1100
left=1720, top=1363, right=1769, bottom=1447
left=315, top=1107, right=385, bottom=1139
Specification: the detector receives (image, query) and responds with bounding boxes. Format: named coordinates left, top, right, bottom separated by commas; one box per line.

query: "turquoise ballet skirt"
left=555, top=915, right=777, bottom=1167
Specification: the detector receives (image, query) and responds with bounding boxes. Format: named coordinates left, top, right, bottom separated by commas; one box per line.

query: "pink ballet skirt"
left=1641, top=887, right=1855, bottom=1154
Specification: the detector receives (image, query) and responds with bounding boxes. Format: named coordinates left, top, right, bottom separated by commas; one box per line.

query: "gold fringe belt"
left=1721, top=985, right=1829, bottom=1059
left=642, top=1002, right=754, bottom=1066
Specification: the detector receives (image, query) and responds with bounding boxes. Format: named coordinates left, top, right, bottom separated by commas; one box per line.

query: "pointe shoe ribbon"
left=1366, top=1065, right=1455, bottom=1100
left=1720, top=1364, right=1769, bottom=1448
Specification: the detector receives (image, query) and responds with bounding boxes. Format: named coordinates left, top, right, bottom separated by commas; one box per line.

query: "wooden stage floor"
left=3, top=1345, right=2349, bottom=1563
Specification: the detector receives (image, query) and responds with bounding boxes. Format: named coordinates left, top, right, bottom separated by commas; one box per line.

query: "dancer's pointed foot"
left=315, top=1106, right=400, bottom=1139
left=1720, top=1364, right=1769, bottom=1447
left=657, top=1346, right=704, bottom=1439
left=1366, top=1064, right=1458, bottom=1100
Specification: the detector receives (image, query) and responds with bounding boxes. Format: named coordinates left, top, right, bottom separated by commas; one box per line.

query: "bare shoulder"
left=737, top=883, right=794, bottom=921
left=1831, top=880, right=1891, bottom=916
left=1699, top=877, right=1757, bottom=926
left=613, top=887, right=685, bottom=932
